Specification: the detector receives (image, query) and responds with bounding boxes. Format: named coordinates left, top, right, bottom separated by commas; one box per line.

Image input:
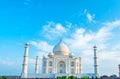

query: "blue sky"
left=0, top=0, right=120, bottom=76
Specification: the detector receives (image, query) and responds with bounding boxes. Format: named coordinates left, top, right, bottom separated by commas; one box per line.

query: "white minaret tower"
left=118, top=64, right=120, bottom=77
left=93, top=45, right=99, bottom=77
left=21, top=42, right=29, bottom=78
left=35, top=56, right=39, bottom=74
left=79, top=57, right=82, bottom=74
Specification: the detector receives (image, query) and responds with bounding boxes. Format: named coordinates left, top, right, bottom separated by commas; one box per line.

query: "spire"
left=94, top=45, right=97, bottom=49
left=21, top=42, right=29, bottom=78
left=59, top=38, right=63, bottom=43
left=35, top=56, right=39, bottom=74
left=93, top=45, right=99, bottom=77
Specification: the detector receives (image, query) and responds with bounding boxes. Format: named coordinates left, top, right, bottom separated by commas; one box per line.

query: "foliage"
left=95, top=76, right=98, bottom=79
left=101, top=75, right=108, bottom=78
left=0, top=76, right=2, bottom=79
left=91, top=76, right=94, bottom=79
left=74, top=76, right=77, bottom=79
left=81, top=76, right=89, bottom=79
left=70, top=75, right=74, bottom=79
left=68, top=76, right=71, bottom=79
left=100, top=77, right=103, bottom=79
left=0, top=76, right=7, bottom=79
left=110, top=74, right=117, bottom=78
left=57, top=76, right=76, bottom=79
left=62, top=76, right=67, bottom=79
left=57, top=76, right=62, bottom=79
left=68, top=75, right=74, bottom=79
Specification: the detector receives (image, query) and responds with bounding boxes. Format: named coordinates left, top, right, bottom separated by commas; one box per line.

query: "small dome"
left=48, top=52, right=54, bottom=58
left=25, top=42, right=29, bottom=46
left=93, top=45, right=97, bottom=49
left=53, top=40, right=69, bottom=55
left=69, top=53, right=74, bottom=58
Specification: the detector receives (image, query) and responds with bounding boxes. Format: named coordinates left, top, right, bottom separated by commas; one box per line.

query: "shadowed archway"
left=57, top=61, right=66, bottom=73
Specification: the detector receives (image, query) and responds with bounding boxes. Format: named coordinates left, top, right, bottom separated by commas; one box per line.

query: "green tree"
left=81, top=76, right=89, bottom=79
left=91, top=76, right=94, bottom=79
left=0, top=76, right=2, bottom=79
left=57, top=76, right=62, bottom=79
left=110, top=74, right=117, bottom=78
left=62, top=76, right=67, bottom=79
left=101, top=75, right=108, bottom=78
left=2, top=76, right=7, bottom=79
left=71, top=75, right=74, bottom=79
left=74, top=76, right=77, bottom=79
left=95, top=76, right=98, bottom=79
left=68, top=76, right=70, bottom=79
left=100, top=77, right=103, bottom=79
left=67, top=75, right=74, bottom=79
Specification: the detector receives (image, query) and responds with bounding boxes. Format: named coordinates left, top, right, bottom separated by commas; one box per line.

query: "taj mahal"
left=21, top=39, right=99, bottom=78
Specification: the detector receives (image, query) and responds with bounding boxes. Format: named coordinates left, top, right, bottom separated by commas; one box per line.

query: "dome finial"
left=26, top=41, right=29, bottom=45
left=93, top=45, right=97, bottom=49
left=59, top=38, right=63, bottom=43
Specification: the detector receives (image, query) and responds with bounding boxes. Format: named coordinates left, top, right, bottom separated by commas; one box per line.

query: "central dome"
left=53, top=40, right=69, bottom=55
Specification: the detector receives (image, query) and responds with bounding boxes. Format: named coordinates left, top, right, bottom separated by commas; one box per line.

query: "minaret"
left=118, top=64, right=120, bottom=77
left=21, top=42, right=29, bottom=78
left=79, top=57, right=82, bottom=74
left=93, top=45, right=99, bottom=77
left=35, top=56, right=39, bottom=74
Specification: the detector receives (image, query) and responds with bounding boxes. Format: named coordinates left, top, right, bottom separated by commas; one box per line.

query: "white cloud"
left=76, top=28, right=85, bottom=35
left=99, top=51, right=120, bottom=61
left=87, top=13, right=93, bottom=22
left=95, top=20, right=120, bottom=43
left=70, top=20, right=120, bottom=50
left=30, top=40, right=53, bottom=53
left=55, top=23, right=66, bottom=32
left=84, top=9, right=95, bottom=23
left=29, top=41, right=37, bottom=46
left=41, top=22, right=67, bottom=40
left=103, top=20, right=120, bottom=29
left=112, top=44, right=120, bottom=50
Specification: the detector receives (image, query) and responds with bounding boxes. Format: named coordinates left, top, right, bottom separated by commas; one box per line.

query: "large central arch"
left=57, top=61, right=66, bottom=73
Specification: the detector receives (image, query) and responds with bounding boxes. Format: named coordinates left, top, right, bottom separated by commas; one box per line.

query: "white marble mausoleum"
left=21, top=40, right=99, bottom=78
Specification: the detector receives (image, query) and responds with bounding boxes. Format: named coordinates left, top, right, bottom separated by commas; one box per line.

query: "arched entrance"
left=57, top=61, right=66, bottom=73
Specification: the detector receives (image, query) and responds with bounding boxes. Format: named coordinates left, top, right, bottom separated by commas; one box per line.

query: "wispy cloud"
left=87, top=13, right=95, bottom=22
left=30, top=40, right=53, bottom=53
left=36, top=20, right=120, bottom=59
left=99, top=51, right=120, bottom=61
left=84, top=9, right=95, bottom=23
left=41, top=21, right=67, bottom=40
